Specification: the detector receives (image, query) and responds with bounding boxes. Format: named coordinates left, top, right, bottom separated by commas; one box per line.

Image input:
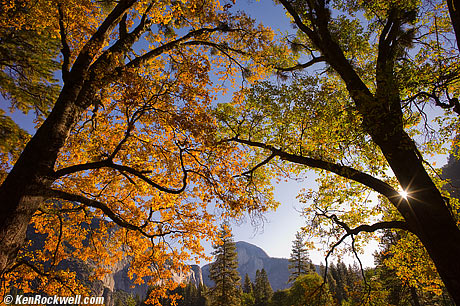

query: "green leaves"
left=0, top=28, right=61, bottom=116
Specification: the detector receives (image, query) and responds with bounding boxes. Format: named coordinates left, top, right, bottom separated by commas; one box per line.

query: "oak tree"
left=217, top=0, right=460, bottom=303
left=0, top=0, right=276, bottom=303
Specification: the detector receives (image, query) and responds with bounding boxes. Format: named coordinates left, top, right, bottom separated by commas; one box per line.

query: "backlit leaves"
left=1, top=0, right=277, bottom=304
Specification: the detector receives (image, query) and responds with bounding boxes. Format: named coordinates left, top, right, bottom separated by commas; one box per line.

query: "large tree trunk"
left=277, top=0, right=460, bottom=302
left=372, top=126, right=460, bottom=304
left=0, top=0, right=129, bottom=274
left=0, top=82, right=86, bottom=275
left=320, top=12, right=460, bottom=303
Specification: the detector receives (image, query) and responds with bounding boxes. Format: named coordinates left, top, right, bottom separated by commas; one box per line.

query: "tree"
left=217, top=0, right=460, bottom=302
left=243, top=273, right=254, bottom=294
left=374, top=230, right=455, bottom=305
left=0, top=0, right=276, bottom=302
left=288, top=273, right=333, bottom=306
left=242, top=273, right=255, bottom=306
left=447, top=0, right=460, bottom=51
left=269, top=290, right=289, bottom=306
left=253, top=269, right=273, bottom=306
left=208, top=224, right=241, bottom=306
left=196, top=282, right=209, bottom=306
left=288, top=231, right=314, bottom=283
left=241, top=292, right=256, bottom=306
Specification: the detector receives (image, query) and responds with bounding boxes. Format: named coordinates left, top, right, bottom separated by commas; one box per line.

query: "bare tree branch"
left=276, top=56, right=326, bottom=72
left=54, top=158, right=189, bottom=194
left=227, top=137, right=402, bottom=204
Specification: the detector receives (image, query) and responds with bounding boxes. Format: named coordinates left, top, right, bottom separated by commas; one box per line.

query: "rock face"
left=442, top=153, right=460, bottom=199
left=25, top=225, right=196, bottom=305
left=25, top=228, right=300, bottom=303
left=202, top=241, right=292, bottom=291
left=170, top=264, right=203, bottom=286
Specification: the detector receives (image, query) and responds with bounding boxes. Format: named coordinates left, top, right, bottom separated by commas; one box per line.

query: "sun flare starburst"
left=399, top=190, right=408, bottom=199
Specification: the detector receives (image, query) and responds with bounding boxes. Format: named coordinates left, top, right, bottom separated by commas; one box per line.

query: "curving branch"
left=125, top=26, right=237, bottom=69
left=39, top=188, right=143, bottom=232
left=237, top=152, right=277, bottom=180
left=54, top=158, right=188, bottom=194
left=404, top=90, right=460, bottom=116
left=182, top=40, right=249, bottom=74
left=319, top=211, right=412, bottom=235
left=318, top=211, right=412, bottom=300
left=57, top=4, right=71, bottom=83
left=276, top=56, right=326, bottom=72
left=228, top=137, right=402, bottom=204
left=3, top=259, right=77, bottom=295
left=37, top=188, right=187, bottom=239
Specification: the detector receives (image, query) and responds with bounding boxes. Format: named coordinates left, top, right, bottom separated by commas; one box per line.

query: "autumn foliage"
left=0, top=0, right=278, bottom=304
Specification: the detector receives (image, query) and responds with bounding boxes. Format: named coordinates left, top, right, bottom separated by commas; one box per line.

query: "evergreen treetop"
left=288, top=231, right=313, bottom=283
left=254, top=268, right=273, bottom=306
left=209, top=224, right=241, bottom=306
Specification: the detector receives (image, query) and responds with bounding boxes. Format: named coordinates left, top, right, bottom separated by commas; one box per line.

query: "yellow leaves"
left=384, top=232, right=445, bottom=295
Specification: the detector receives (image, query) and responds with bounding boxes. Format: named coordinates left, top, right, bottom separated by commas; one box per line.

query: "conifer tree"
left=288, top=231, right=313, bottom=283
left=254, top=269, right=273, bottom=306
left=243, top=273, right=253, bottom=294
left=196, top=282, right=209, bottom=306
left=209, top=224, right=241, bottom=306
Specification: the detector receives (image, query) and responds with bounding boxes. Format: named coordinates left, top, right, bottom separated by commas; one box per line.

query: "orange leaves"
left=0, top=1, right=281, bottom=303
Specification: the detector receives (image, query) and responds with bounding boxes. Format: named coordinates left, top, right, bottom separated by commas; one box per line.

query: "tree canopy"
left=2, top=0, right=460, bottom=304
left=216, top=0, right=460, bottom=302
left=0, top=0, right=277, bottom=303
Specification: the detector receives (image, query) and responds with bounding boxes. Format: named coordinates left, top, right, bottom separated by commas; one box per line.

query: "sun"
left=399, top=190, right=408, bottom=199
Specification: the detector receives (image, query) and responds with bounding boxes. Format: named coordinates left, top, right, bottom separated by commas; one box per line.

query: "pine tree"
left=197, top=283, right=209, bottom=306
left=254, top=269, right=273, bottom=306
left=288, top=231, right=313, bottom=283
left=209, top=224, right=241, bottom=306
left=243, top=273, right=253, bottom=294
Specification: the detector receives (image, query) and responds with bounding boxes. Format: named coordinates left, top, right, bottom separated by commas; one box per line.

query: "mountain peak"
left=202, top=241, right=291, bottom=291
left=235, top=241, right=269, bottom=262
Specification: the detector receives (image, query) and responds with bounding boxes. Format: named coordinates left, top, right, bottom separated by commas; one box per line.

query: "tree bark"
left=0, top=81, right=87, bottom=275
left=276, top=0, right=460, bottom=303
left=372, top=120, right=460, bottom=304
left=447, top=0, right=460, bottom=52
